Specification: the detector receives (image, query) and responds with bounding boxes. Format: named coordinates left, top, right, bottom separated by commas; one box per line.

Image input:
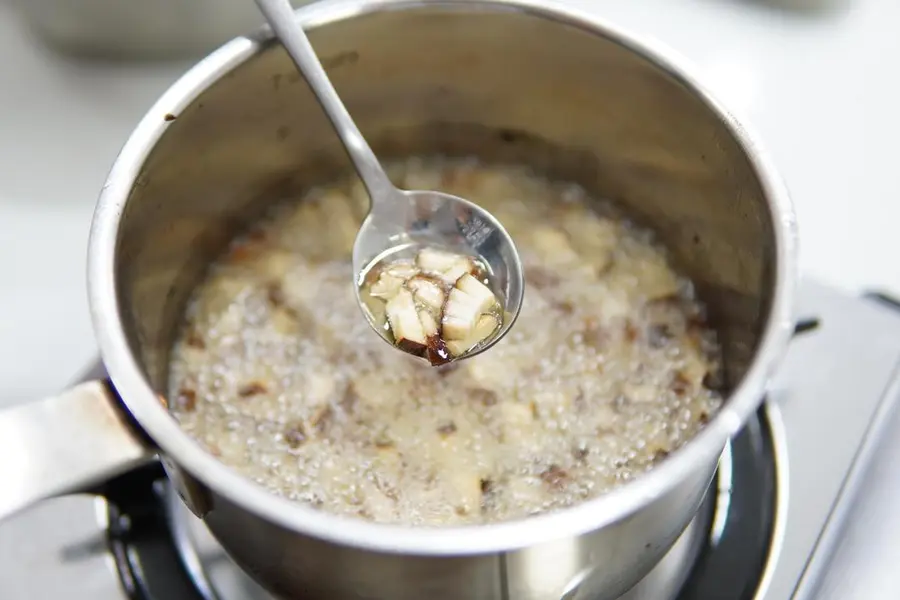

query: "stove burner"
left=103, top=408, right=776, bottom=600
left=679, top=411, right=776, bottom=599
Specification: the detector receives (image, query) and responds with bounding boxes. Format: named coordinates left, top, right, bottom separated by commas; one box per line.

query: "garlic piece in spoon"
left=360, top=248, right=503, bottom=365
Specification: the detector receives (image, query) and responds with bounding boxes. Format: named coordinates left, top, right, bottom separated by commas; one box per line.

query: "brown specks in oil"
left=469, top=387, right=498, bottom=407
left=238, top=381, right=268, bottom=398
left=540, top=464, right=570, bottom=490
left=175, top=388, right=197, bottom=412
left=437, top=421, right=458, bottom=437
left=284, top=423, right=308, bottom=449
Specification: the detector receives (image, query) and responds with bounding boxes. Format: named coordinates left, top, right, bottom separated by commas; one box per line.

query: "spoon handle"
left=254, top=0, right=394, bottom=200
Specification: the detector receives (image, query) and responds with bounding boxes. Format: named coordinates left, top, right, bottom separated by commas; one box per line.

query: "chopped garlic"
left=360, top=247, right=501, bottom=363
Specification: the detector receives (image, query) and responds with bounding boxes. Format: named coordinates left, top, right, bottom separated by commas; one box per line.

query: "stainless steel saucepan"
left=0, top=1, right=797, bottom=598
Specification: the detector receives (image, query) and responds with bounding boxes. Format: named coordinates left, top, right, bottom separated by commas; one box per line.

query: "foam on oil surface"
left=168, top=159, right=723, bottom=526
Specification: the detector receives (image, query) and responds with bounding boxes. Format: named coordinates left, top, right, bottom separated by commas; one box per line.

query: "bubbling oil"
left=167, top=157, right=723, bottom=526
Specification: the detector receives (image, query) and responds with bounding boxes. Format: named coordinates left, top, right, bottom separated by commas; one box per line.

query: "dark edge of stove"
left=863, top=290, right=900, bottom=313
left=676, top=407, right=776, bottom=600
left=102, top=465, right=206, bottom=600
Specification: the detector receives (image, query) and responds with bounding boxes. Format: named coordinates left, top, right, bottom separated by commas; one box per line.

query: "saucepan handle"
left=0, top=380, right=157, bottom=522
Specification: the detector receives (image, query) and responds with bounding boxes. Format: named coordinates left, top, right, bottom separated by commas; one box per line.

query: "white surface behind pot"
left=11, top=0, right=308, bottom=59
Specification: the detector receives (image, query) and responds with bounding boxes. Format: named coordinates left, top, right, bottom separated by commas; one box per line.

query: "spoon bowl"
left=353, top=188, right=525, bottom=359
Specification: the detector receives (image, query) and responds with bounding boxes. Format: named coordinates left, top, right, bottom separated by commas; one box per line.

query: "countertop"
left=1, top=0, right=898, bottom=403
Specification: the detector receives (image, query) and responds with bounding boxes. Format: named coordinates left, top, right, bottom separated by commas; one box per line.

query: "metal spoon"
left=254, top=0, right=524, bottom=361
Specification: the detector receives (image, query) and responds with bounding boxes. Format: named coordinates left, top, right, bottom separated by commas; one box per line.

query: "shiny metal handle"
left=0, top=380, right=156, bottom=522
left=254, top=0, right=395, bottom=201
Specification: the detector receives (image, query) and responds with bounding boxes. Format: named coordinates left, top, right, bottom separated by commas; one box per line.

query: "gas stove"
left=2, top=279, right=900, bottom=600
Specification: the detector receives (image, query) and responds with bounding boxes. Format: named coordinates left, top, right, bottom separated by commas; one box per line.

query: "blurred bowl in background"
left=12, top=0, right=308, bottom=60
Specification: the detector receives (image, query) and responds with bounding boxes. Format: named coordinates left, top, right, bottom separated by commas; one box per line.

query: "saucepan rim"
left=87, top=0, right=797, bottom=556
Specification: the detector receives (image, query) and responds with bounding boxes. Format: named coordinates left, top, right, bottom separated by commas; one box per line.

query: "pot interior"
left=113, top=4, right=777, bottom=406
